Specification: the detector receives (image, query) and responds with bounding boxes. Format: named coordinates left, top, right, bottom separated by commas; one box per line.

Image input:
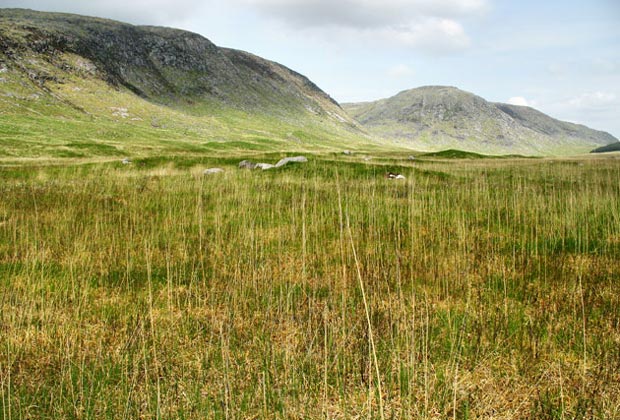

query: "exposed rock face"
left=343, top=86, right=617, bottom=155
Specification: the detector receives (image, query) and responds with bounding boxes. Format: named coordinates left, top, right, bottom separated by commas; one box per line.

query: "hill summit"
left=343, top=86, right=617, bottom=155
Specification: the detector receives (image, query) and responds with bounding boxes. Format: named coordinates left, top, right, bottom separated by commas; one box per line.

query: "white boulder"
left=275, top=156, right=308, bottom=168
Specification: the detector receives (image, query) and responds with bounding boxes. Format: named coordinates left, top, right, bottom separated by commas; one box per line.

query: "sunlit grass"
left=0, top=155, right=619, bottom=418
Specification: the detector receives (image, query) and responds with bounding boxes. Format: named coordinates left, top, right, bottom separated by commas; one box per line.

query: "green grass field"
left=1, top=153, right=619, bottom=419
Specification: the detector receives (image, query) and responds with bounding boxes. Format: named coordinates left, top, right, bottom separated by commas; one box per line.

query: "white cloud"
left=237, top=0, right=484, bottom=53
left=507, top=96, right=530, bottom=106
left=567, top=91, right=616, bottom=109
left=1, top=0, right=483, bottom=53
left=377, top=18, right=470, bottom=52
left=239, top=0, right=487, bottom=28
left=387, top=64, right=414, bottom=78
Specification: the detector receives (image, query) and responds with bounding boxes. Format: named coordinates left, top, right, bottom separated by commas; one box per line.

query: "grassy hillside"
left=592, top=142, right=620, bottom=153
left=0, top=9, right=389, bottom=159
left=1, top=154, right=619, bottom=418
left=343, top=86, right=617, bottom=156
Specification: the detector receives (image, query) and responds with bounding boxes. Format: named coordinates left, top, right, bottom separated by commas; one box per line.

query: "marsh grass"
left=0, top=155, right=619, bottom=418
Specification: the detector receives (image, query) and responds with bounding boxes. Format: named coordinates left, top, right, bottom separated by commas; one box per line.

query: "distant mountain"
left=0, top=9, right=363, bottom=158
left=591, top=142, right=620, bottom=153
left=343, top=86, right=617, bottom=155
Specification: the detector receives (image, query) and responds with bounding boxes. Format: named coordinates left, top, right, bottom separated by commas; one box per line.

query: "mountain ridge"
left=1, top=9, right=616, bottom=158
left=0, top=8, right=348, bottom=119
left=0, top=8, right=371, bottom=158
left=343, top=86, right=616, bottom=155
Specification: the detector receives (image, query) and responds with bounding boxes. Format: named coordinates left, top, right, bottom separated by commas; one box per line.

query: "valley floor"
left=1, top=153, right=619, bottom=419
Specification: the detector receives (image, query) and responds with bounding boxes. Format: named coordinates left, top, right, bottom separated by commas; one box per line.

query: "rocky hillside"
left=0, top=8, right=352, bottom=119
left=343, top=86, right=617, bottom=155
left=0, top=9, right=363, bottom=158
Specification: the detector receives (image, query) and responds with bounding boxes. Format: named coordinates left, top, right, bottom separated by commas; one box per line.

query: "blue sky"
left=1, top=0, right=619, bottom=137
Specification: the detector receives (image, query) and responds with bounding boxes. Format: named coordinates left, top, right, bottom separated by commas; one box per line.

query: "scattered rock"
left=275, top=156, right=308, bottom=168
left=305, top=105, right=319, bottom=115
left=386, top=172, right=406, bottom=180
left=203, top=168, right=224, bottom=175
left=343, top=150, right=353, bottom=155
left=239, top=160, right=257, bottom=169
left=122, top=158, right=132, bottom=165
left=0, top=67, right=7, bottom=74
left=111, top=107, right=129, bottom=118
left=76, top=58, right=97, bottom=74
left=255, top=163, right=275, bottom=170
left=240, top=157, right=308, bottom=170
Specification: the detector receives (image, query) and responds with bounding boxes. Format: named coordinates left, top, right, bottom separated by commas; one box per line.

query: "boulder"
left=203, top=168, right=224, bottom=175
left=239, top=160, right=256, bottom=169
left=386, top=172, right=406, bottom=180
left=343, top=150, right=353, bottom=155
left=255, top=163, right=275, bottom=170
left=408, top=155, right=416, bottom=161
left=275, top=156, right=308, bottom=168
left=121, top=158, right=132, bottom=165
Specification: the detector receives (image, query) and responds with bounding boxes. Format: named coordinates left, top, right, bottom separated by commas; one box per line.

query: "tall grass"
left=0, top=156, right=619, bottom=418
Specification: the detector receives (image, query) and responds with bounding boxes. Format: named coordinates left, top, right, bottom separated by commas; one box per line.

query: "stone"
left=255, top=163, right=275, bottom=170
left=121, top=158, right=132, bottom=165
left=386, top=172, right=405, bottom=180
left=239, top=160, right=257, bottom=169
left=343, top=150, right=353, bottom=155
left=203, top=168, right=224, bottom=175
left=275, top=156, right=308, bottom=168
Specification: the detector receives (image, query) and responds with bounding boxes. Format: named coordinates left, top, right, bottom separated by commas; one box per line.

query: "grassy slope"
left=0, top=48, right=391, bottom=159
left=592, top=142, right=620, bottom=153
left=1, top=154, right=619, bottom=418
left=0, top=9, right=403, bottom=159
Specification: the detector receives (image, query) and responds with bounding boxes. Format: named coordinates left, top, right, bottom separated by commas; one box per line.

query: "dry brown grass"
left=0, top=155, right=619, bottom=418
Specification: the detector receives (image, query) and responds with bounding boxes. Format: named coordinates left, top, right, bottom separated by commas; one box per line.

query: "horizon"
left=0, top=1, right=618, bottom=138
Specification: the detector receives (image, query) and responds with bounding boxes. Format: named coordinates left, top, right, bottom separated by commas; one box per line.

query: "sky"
left=1, top=0, right=619, bottom=137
